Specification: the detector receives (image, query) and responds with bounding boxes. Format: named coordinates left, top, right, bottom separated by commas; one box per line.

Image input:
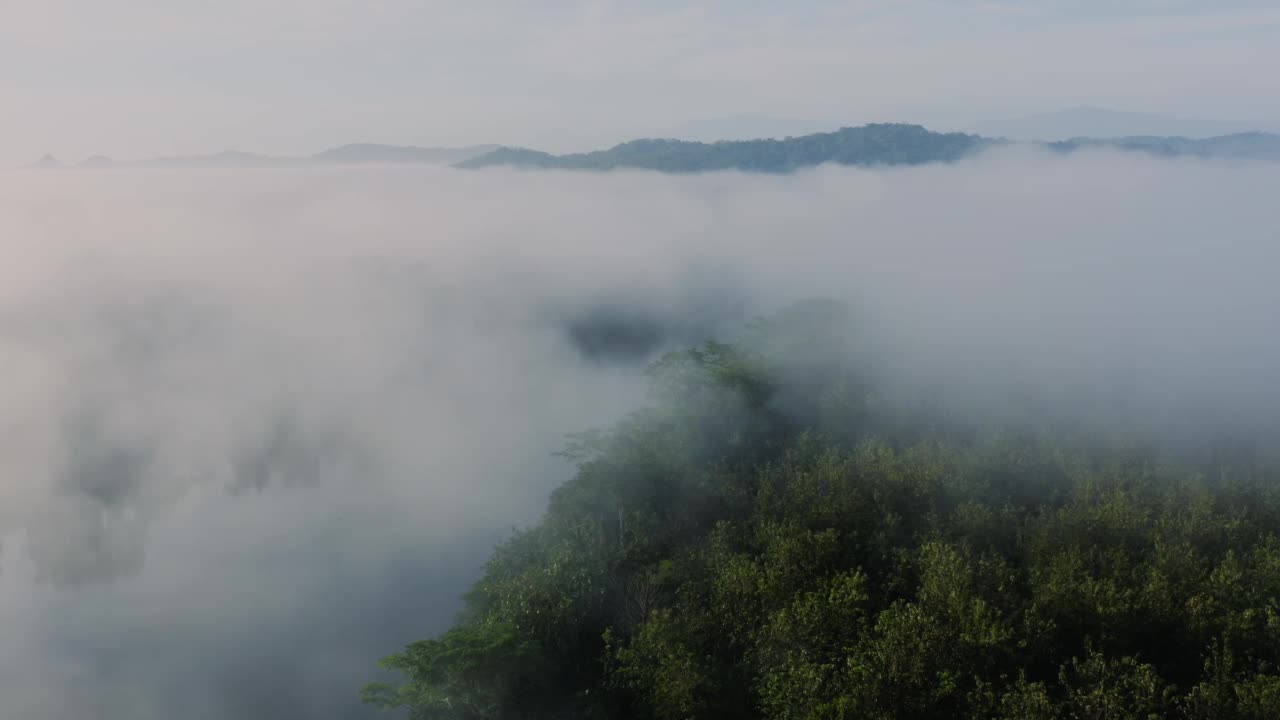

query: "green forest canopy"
left=365, top=300, right=1280, bottom=719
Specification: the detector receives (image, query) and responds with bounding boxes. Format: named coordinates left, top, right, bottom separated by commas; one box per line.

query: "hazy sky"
left=3, top=0, right=1280, bottom=165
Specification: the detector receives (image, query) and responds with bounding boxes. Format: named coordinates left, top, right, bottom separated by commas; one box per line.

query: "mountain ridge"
left=23, top=126, right=1280, bottom=173
left=456, top=123, right=992, bottom=173
left=457, top=124, right=1280, bottom=173
left=20, top=143, right=498, bottom=170
left=311, top=143, right=498, bottom=165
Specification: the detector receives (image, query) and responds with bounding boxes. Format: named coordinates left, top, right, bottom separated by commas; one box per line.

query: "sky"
left=3, top=0, right=1280, bottom=165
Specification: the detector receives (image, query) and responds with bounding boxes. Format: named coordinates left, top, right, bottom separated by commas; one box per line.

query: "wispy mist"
left=1, top=149, right=1278, bottom=718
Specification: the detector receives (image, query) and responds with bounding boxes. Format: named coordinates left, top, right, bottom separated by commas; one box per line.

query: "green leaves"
left=361, top=620, right=549, bottom=720
left=1058, top=649, right=1175, bottom=720
left=365, top=300, right=1280, bottom=719
left=607, top=611, right=712, bottom=720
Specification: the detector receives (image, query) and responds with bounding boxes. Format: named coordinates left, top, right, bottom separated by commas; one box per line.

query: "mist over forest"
left=2, top=148, right=1280, bottom=718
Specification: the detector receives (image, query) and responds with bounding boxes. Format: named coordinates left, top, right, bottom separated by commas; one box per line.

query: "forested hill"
left=456, top=124, right=1280, bottom=173
left=455, top=124, right=992, bottom=173
left=366, top=300, right=1280, bottom=720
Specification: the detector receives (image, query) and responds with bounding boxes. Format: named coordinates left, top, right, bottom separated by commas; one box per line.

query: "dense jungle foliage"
left=365, top=300, right=1280, bottom=719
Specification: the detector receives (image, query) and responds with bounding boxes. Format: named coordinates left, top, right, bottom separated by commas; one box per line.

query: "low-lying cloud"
left=1, top=148, right=1278, bottom=718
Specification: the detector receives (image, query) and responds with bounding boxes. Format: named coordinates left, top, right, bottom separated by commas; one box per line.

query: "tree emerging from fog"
left=367, top=300, right=1280, bottom=720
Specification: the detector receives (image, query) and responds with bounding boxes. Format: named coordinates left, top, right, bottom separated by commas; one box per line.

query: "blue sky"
left=2, top=0, right=1278, bottom=163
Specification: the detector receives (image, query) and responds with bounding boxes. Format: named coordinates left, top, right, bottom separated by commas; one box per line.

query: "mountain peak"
left=78, top=155, right=115, bottom=169
left=27, top=154, right=63, bottom=169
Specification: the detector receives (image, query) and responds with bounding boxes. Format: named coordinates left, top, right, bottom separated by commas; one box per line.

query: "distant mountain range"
left=24, top=143, right=499, bottom=170
left=659, top=107, right=1270, bottom=145
left=24, top=121, right=1280, bottom=175
left=1048, top=132, right=1280, bottom=161
left=457, top=124, right=1280, bottom=173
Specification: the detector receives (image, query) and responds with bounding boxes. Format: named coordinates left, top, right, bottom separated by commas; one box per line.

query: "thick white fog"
left=1, top=150, right=1279, bottom=718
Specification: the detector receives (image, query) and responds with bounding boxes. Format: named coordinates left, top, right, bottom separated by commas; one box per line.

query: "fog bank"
left=1, top=149, right=1278, bottom=718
